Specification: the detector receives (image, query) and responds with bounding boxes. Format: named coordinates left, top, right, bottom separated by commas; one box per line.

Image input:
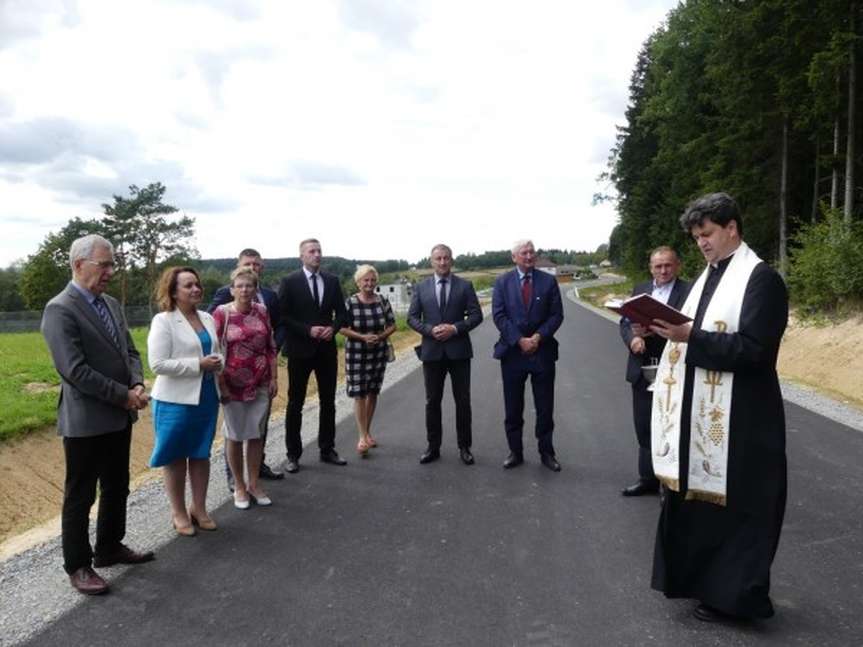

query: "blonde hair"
left=353, top=264, right=378, bottom=284
left=230, top=267, right=259, bottom=287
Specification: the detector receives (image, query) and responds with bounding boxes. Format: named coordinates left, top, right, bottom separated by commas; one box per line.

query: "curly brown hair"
left=155, top=266, right=202, bottom=312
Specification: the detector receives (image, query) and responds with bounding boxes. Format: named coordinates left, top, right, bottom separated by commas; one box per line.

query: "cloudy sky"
left=0, top=0, right=677, bottom=267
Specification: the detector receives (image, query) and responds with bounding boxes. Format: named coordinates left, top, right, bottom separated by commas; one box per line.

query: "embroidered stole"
left=651, top=242, right=762, bottom=506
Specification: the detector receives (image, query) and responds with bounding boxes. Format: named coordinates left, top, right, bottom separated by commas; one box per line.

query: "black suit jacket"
left=207, top=284, right=285, bottom=349
left=277, top=269, right=348, bottom=359
left=407, top=274, right=483, bottom=361
left=619, top=278, right=690, bottom=387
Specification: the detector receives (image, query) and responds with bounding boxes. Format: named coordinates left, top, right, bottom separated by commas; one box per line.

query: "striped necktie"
left=93, top=296, right=119, bottom=346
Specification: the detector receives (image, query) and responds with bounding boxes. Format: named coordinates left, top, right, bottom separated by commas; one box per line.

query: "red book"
left=604, top=293, right=692, bottom=327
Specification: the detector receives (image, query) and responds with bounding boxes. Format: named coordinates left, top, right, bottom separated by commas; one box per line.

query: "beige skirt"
left=221, top=389, right=269, bottom=441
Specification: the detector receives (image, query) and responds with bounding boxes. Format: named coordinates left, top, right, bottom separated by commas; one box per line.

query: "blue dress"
left=150, top=329, right=219, bottom=467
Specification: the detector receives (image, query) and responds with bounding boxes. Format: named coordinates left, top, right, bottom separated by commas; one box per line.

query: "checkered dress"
left=344, top=295, right=395, bottom=398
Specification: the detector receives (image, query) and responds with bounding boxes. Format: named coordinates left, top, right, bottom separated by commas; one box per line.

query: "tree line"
left=604, top=0, right=862, bottom=313
left=4, top=181, right=612, bottom=313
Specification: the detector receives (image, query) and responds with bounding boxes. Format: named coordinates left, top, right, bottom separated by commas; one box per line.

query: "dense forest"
left=605, top=0, right=863, bottom=312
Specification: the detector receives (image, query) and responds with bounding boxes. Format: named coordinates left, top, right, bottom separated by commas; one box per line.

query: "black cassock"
left=651, top=254, right=789, bottom=619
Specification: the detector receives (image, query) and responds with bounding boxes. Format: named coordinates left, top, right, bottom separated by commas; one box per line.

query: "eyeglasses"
left=84, top=260, right=116, bottom=270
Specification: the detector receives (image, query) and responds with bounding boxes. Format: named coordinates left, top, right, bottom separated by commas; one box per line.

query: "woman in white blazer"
left=148, top=266, right=222, bottom=536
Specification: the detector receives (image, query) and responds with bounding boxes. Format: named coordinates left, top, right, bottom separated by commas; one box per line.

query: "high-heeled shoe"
left=190, top=513, right=217, bottom=531
left=234, top=492, right=250, bottom=510
left=172, top=519, right=196, bottom=537
left=357, top=438, right=370, bottom=457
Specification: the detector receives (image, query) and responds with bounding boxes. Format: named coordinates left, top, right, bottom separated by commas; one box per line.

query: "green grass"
left=0, top=328, right=152, bottom=442
left=577, top=280, right=635, bottom=308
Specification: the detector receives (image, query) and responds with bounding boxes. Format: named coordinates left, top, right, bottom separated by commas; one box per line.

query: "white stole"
left=651, top=242, right=762, bottom=506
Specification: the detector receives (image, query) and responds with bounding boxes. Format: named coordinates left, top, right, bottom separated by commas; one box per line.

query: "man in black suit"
left=208, top=248, right=285, bottom=485
left=408, top=244, right=483, bottom=465
left=619, top=246, right=689, bottom=496
left=278, top=238, right=348, bottom=473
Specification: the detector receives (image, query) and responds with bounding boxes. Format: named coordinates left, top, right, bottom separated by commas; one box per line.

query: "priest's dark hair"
left=679, top=192, right=743, bottom=237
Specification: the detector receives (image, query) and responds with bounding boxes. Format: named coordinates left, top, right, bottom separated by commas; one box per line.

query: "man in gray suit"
left=408, top=244, right=483, bottom=465
left=41, top=234, right=154, bottom=595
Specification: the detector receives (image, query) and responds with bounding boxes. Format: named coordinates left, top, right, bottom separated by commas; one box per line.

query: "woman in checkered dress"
left=340, top=265, right=397, bottom=456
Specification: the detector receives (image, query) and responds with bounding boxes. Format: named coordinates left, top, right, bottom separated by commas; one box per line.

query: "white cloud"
left=0, top=0, right=677, bottom=267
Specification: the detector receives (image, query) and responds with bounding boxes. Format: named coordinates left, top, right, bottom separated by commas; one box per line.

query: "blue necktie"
left=93, top=296, right=119, bottom=346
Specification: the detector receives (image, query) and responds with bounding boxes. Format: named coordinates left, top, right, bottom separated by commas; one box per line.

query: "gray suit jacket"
left=407, top=274, right=483, bottom=361
left=41, top=282, right=144, bottom=438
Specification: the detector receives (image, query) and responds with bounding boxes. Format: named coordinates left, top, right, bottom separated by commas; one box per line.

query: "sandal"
left=357, top=438, right=370, bottom=456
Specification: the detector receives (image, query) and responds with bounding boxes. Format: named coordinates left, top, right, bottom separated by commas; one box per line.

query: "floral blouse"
left=212, top=302, right=276, bottom=402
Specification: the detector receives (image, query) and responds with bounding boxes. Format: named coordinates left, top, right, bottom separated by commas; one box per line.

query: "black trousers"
left=501, top=359, right=555, bottom=456
left=285, top=346, right=337, bottom=460
left=632, top=384, right=659, bottom=485
left=62, top=426, right=131, bottom=574
left=422, top=357, right=472, bottom=449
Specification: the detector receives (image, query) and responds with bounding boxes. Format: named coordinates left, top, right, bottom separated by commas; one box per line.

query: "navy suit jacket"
left=619, top=278, right=690, bottom=386
left=407, top=274, right=483, bottom=361
left=492, top=268, right=563, bottom=367
left=277, top=270, right=348, bottom=359
left=207, top=284, right=285, bottom=349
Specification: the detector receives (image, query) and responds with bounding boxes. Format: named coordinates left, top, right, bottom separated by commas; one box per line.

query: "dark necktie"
left=439, top=278, right=448, bottom=313
left=521, top=274, right=532, bottom=308
left=93, top=296, right=119, bottom=346
left=310, top=273, right=320, bottom=306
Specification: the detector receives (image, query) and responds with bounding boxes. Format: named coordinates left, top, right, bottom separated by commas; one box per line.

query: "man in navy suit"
left=619, top=246, right=689, bottom=496
left=208, top=248, right=285, bottom=485
left=408, top=244, right=483, bottom=465
left=277, top=238, right=349, bottom=473
left=492, top=239, right=564, bottom=471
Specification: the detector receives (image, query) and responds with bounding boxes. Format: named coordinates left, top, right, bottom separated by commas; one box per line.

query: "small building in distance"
left=375, top=281, right=414, bottom=313
left=535, top=257, right=558, bottom=276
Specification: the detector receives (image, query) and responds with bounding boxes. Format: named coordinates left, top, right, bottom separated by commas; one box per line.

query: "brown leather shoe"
left=69, top=566, right=109, bottom=595
left=93, top=544, right=155, bottom=568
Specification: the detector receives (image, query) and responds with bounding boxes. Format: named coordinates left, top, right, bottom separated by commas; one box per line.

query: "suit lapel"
left=66, top=285, right=122, bottom=354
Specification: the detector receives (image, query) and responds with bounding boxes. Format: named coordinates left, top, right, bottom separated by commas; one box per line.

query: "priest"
left=648, top=192, right=788, bottom=622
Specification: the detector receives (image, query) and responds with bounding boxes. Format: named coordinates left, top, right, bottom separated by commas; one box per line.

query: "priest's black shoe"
left=540, top=454, right=561, bottom=472
left=693, top=603, right=732, bottom=623
left=459, top=448, right=475, bottom=465
left=419, top=448, right=440, bottom=464
left=621, top=480, right=659, bottom=497
left=503, top=452, right=523, bottom=469
left=320, top=450, right=347, bottom=465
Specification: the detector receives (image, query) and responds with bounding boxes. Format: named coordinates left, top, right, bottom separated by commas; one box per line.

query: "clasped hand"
left=310, top=325, right=334, bottom=341
left=518, top=333, right=541, bottom=355
left=431, top=324, right=456, bottom=341
left=126, top=385, right=149, bottom=411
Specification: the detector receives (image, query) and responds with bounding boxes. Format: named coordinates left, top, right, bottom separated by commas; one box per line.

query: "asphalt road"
left=21, top=295, right=863, bottom=646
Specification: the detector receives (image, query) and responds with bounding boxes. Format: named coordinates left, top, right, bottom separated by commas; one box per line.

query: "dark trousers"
left=285, top=346, right=337, bottom=459
left=62, top=426, right=131, bottom=574
left=225, top=395, right=272, bottom=477
left=422, top=357, right=472, bottom=449
left=501, top=359, right=555, bottom=456
left=632, top=385, right=659, bottom=485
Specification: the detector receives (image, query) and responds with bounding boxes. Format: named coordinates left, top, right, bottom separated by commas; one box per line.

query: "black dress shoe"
left=259, top=463, right=284, bottom=480
left=503, top=452, right=524, bottom=469
left=419, top=449, right=440, bottom=464
left=693, top=603, right=732, bottom=623
left=621, top=480, right=660, bottom=497
left=459, top=448, right=475, bottom=465
left=284, top=458, right=300, bottom=474
left=540, top=454, right=561, bottom=472
left=69, top=566, right=109, bottom=595
left=93, top=544, right=155, bottom=568
left=320, top=450, right=347, bottom=465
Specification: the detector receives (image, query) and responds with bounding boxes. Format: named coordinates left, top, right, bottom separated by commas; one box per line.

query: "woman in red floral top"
left=213, top=267, right=278, bottom=509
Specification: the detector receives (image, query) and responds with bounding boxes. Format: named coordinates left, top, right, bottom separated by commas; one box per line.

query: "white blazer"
left=148, top=309, right=221, bottom=405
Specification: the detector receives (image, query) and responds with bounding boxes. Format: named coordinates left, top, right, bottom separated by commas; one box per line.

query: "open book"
left=604, top=293, right=692, bottom=327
